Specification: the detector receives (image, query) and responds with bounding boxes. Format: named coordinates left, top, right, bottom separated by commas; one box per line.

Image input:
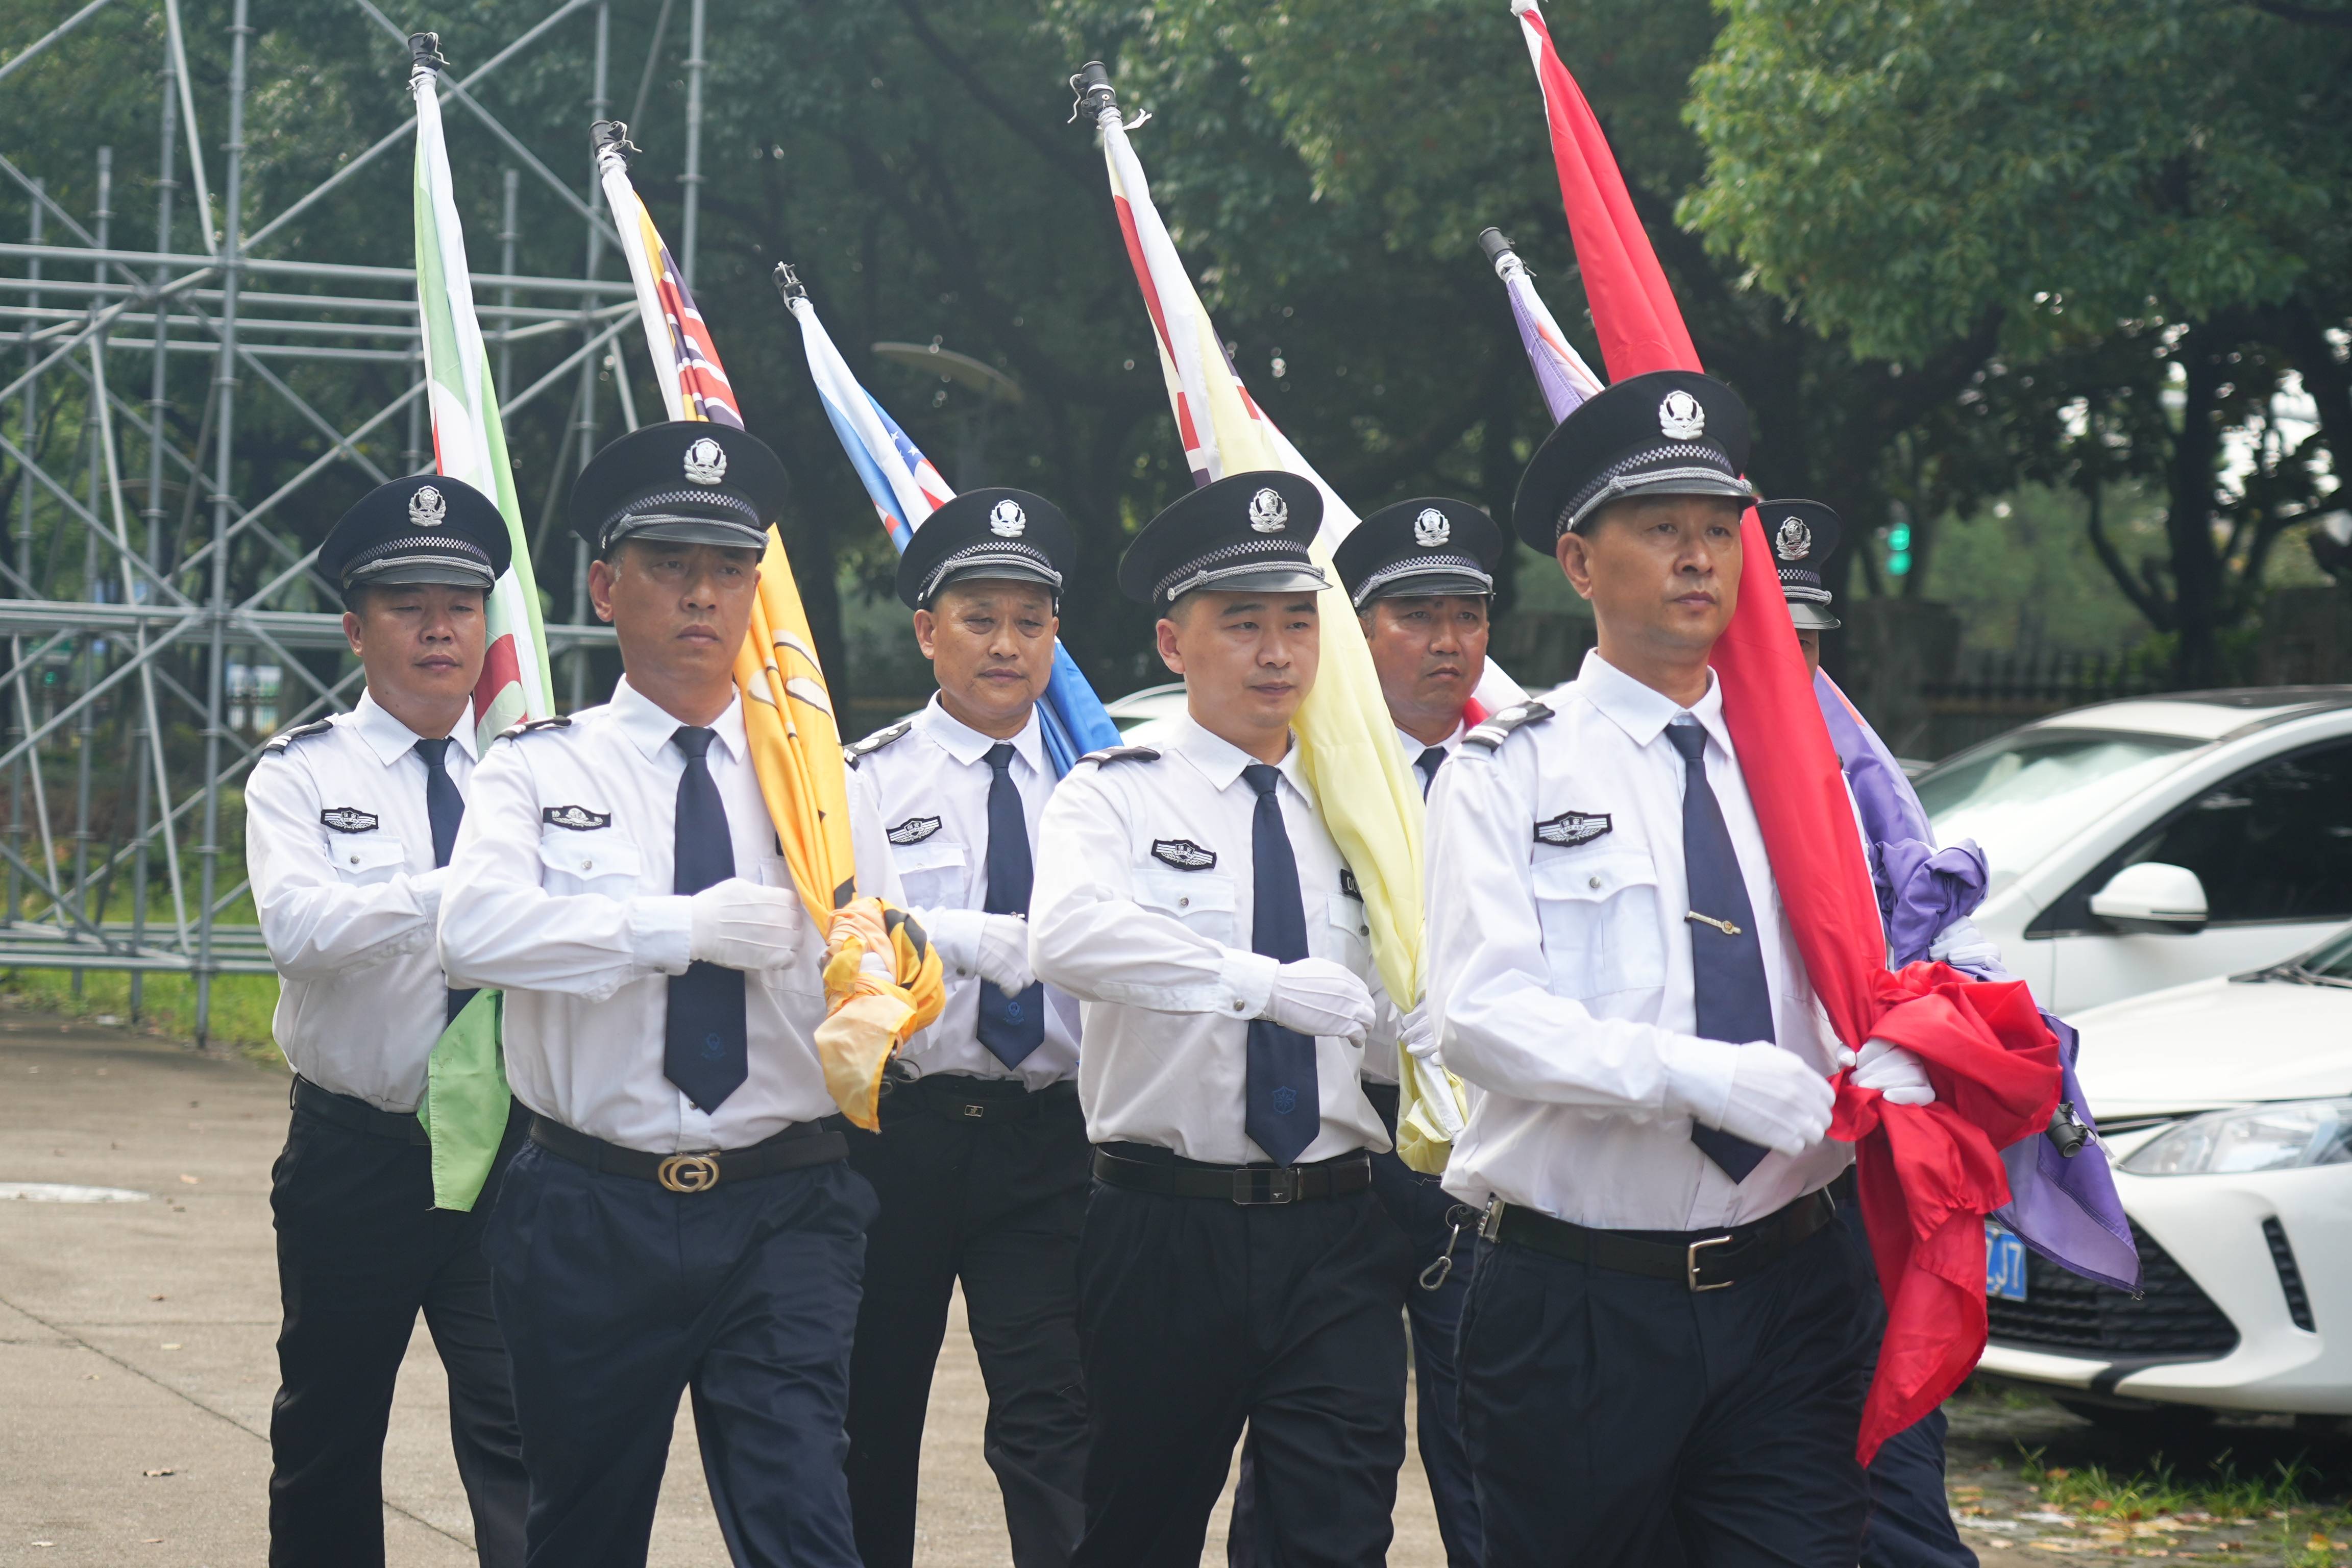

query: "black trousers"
left=840, top=1077, right=1091, bottom=1568
left=1844, top=1199, right=1976, bottom=1568
left=1072, top=1151, right=1412, bottom=1568
left=485, top=1141, right=875, bottom=1568
left=267, top=1092, right=528, bottom=1567
left=1458, top=1209, right=1875, bottom=1567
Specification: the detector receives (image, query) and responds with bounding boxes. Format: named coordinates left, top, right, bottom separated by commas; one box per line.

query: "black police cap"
left=318, top=474, right=510, bottom=604
left=1334, top=497, right=1505, bottom=609
left=567, top=421, right=789, bottom=556
left=1760, top=498, right=1842, bottom=630
left=895, top=488, right=1077, bottom=609
left=1116, top=471, right=1330, bottom=610
left=1510, top=369, right=1757, bottom=553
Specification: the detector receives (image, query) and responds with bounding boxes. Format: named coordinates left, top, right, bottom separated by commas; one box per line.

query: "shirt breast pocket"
left=1530, top=852, right=1667, bottom=1001
left=1316, top=892, right=1372, bottom=968
left=1134, top=864, right=1238, bottom=946
left=329, top=835, right=407, bottom=886
left=892, top=838, right=969, bottom=909
left=538, top=828, right=643, bottom=901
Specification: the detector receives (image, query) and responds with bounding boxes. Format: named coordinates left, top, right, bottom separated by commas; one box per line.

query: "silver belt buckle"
left=1686, top=1233, right=1734, bottom=1292
left=1232, top=1166, right=1297, bottom=1205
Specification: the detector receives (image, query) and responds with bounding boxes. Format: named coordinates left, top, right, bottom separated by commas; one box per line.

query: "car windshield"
left=1915, top=731, right=2202, bottom=892
left=2300, top=926, right=2352, bottom=983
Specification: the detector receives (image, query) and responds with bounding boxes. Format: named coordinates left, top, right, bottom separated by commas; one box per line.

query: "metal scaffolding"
left=0, top=0, right=708, bottom=1040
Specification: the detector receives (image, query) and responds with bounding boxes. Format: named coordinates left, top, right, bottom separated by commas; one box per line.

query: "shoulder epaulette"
left=1461, top=700, right=1554, bottom=752
left=842, top=719, right=914, bottom=770
left=260, top=718, right=335, bottom=756
left=1079, top=744, right=1161, bottom=767
left=497, top=715, right=573, bottom=743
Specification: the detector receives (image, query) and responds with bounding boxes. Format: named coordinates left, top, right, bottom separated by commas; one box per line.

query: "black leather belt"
left=1092, top=1145, right=1374, bottom=1206
left=291, top=1075, right=430, bottom=1146
left=1481, top=1187, right=1837, bottom=1292
left=530, top=1115, right=846, bottom=1194
left=886, top=1072, right=1079, bottom=1123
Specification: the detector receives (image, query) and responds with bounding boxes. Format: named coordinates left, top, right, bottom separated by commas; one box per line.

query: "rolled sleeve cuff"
left=1220, top=949, right=1280, bottom=1022
left=629, top=895, right=695, bottom=975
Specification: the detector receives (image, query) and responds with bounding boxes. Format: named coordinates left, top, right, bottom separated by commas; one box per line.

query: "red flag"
left=1512, top=0, right=2059, bottom=1461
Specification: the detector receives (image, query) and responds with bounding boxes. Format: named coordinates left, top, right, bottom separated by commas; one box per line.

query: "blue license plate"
left=1986, top=1222, right=2028, bottom=1302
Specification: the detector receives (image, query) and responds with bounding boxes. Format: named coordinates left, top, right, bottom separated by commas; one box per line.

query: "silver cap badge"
left=408, top=484, right=447, bottom=527
left=1658, top=389, right=1706, bottom=441
left=1413, top=507, right=1451, bottom=548
left=683, top=436, right=728, bottom=485
left=1247, top=487, right=1288, bottom=533
left=1774, top=516, right=1812, bottom=562
left=989, top=498, right=1026, bottom=538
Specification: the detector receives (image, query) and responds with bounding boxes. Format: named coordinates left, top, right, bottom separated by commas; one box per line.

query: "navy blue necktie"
left=1241, top=762, right=1319, bottom=1166
left=1414, top=746, right=1447, bottom=801
left=414, top=738, right=476, bottom=1025
left=665, top=726, right=747, bottom=1111
left=1665, top=721, right=1776, bottom=1182
left=976, top=742, right=1046, bottom=1067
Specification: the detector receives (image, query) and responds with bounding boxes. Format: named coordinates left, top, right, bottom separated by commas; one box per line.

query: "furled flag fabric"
left=778, top=274, right=1120, bottom=775
left=1086, top=79, right=1504, bottom=1167
left=408, top=57, right=553, bottom=755
left=595, top=133, right=942, bottom=1128
left=1487, top=233, right=1605, bottom=424
left=1510, top=0, right=2061, bottom=1461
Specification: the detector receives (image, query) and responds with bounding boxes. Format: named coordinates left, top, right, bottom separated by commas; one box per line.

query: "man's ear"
left=1556, top=529, right=1597, bottom=603
left=1155, top=617, right=1185, bottom=676
left=341, top=606, right=365, bottom=656
left=587, top=557, right=619, bottom=624
left=912, top=607, right=938, bottom=660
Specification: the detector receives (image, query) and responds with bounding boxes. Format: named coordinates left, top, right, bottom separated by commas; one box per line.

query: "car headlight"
left=2121, top=1099, right=2352, bottom=1177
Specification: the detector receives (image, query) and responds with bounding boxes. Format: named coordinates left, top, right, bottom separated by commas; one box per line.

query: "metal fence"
left=0, top=0, right=690, bottom=1039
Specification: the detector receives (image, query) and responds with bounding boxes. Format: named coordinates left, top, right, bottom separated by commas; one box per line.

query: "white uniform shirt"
left=246, top=691, right=477, bottom=1112
left=845, top=695, right=1081, bottom=1088
left=1031, top=713, right=1395, bottom=1163
left=1425, top=649, right=1848, bottom=1230
left=438, top=676, right=902, bottom=1153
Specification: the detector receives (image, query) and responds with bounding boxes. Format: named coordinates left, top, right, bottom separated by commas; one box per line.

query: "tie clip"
left=1685, top=911, right=1742, bottom=937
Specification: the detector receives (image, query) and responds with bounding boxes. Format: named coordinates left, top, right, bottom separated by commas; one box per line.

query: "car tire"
left=2054, top=1398, right=2216, bottom=1437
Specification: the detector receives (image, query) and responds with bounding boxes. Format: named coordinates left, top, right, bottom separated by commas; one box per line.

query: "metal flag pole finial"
left=1068, top=60, right=1148, bottom=130
left=407, top=31, right=446, bottom=81
left=772, top=262, right=806, bottom=304
left=1479, top=225, right=1533, bottom=282
left=590, top=118, right=639, bottom=166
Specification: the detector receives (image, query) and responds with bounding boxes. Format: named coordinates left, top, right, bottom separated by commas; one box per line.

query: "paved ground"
left=0, top=1008, right=1447, bottom=1565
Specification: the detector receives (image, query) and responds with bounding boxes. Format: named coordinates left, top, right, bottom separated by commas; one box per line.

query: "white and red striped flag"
left=407, top=45, right=553, bottom=750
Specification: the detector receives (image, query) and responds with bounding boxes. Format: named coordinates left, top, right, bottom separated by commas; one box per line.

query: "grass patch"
left=0, top=965, right=280, bottom=1061
left=2019, top=1444, right=2311, bottom=1520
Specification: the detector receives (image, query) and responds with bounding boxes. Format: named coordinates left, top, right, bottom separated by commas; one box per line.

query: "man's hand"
left=1850, top=1038, right=1935, bottom=1107
left=689, top=880, right=813, bottom=972
left=1263, top=957, right=1376, bottom=1043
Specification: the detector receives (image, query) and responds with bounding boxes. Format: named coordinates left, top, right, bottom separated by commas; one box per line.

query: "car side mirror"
left=2088, top=862, right=2209, bottom=936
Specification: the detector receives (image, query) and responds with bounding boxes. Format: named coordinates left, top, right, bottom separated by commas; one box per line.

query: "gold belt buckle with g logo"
left=656, top=1153, right=722, bottom=1194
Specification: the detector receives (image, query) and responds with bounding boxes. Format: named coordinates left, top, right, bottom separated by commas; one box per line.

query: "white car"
left=1105, top=680, right=1188, bottom=744
left=1915, top=688, right=2352, bottom=1014
left=1975, top=925, right=2352, bottom=1424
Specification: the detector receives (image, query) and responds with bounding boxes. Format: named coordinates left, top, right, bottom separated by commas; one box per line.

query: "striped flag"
left=1482, top=229, right=1603, bottom=425
left=407, top=54, right=553, bottom=751
left=776, top=271, right=1119, bottom=774
left=598, top=156, right=740, bottom=427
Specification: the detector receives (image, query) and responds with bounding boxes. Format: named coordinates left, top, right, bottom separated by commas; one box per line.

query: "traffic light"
left=1886, top=522, right=1912, bottom=578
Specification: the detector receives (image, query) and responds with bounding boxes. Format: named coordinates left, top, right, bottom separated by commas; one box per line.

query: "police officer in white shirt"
left=438, top=422, right=898, bottom=1568
left=247, top=474, right=527, bottom=1566
left=1424, top=371, right=1937, bottom=1566
left=1322, top=495, right=1507, bottom=1568
left=1031, top=471, right=1409, bottom=1568
left=837, top=488, right=1089, bottom=1568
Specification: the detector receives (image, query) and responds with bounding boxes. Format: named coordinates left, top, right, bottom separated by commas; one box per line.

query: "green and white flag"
left=409, top=44, right=552, bottom=751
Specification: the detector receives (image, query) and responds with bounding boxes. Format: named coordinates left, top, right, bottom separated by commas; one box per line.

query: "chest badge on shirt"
left=542, top=804, right=612, bottom=831
left=320, top=806, right=379, bottom=834
left=888, top=816, right=943, bottom=846
left=1533, top=810, right=1612, bottom=848
left=1339, top=867, right=1362, bottom=899
left=1152, top=838, right=1217, bottom=871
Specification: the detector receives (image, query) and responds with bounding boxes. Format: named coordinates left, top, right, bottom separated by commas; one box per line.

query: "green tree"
left=1687, top=0, right=2352, bottom=684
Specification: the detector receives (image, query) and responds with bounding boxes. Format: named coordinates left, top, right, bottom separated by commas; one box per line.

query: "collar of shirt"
left=1575, top=647, right=1732, bottom=758
left=1395, top=720, right=1465, bottom=759
left=916, top=693, right=1047, bottom=780
left=1165, top=710, right=1313, bottom=808
left=352, top=688, right=477, bottom=769
left=607, top=675, right=747, bottom=767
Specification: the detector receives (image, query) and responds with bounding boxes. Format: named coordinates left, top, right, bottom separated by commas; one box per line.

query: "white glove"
left=1401, top=999, right=1442, bottom=1067
left=1262, top=957, right=1376, bottom=1044
left=1928, top=916, right=2003, bottom=974
left=689, top=880, right=813, bottom=973
left=920, top=908, right=1035, bottom=992
left=1851, top=1037, right=1935, bottom=1106
left=1664, top=1038, right=1835, bottom=1157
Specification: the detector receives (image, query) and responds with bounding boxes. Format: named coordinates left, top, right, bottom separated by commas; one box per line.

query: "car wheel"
left=2054, top=1398, right=2216, bottom=1436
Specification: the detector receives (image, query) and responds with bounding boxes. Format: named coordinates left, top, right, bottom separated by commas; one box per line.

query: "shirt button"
left=1178, top=896, right=1189, bottom=908
left=348, top=854, right=359, bottom=866
left=1359, top=925, right=1370, bottom=936
left=583, top=860, right=594, bottom=870
left=1588, top=875, right=1601, bottom=890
